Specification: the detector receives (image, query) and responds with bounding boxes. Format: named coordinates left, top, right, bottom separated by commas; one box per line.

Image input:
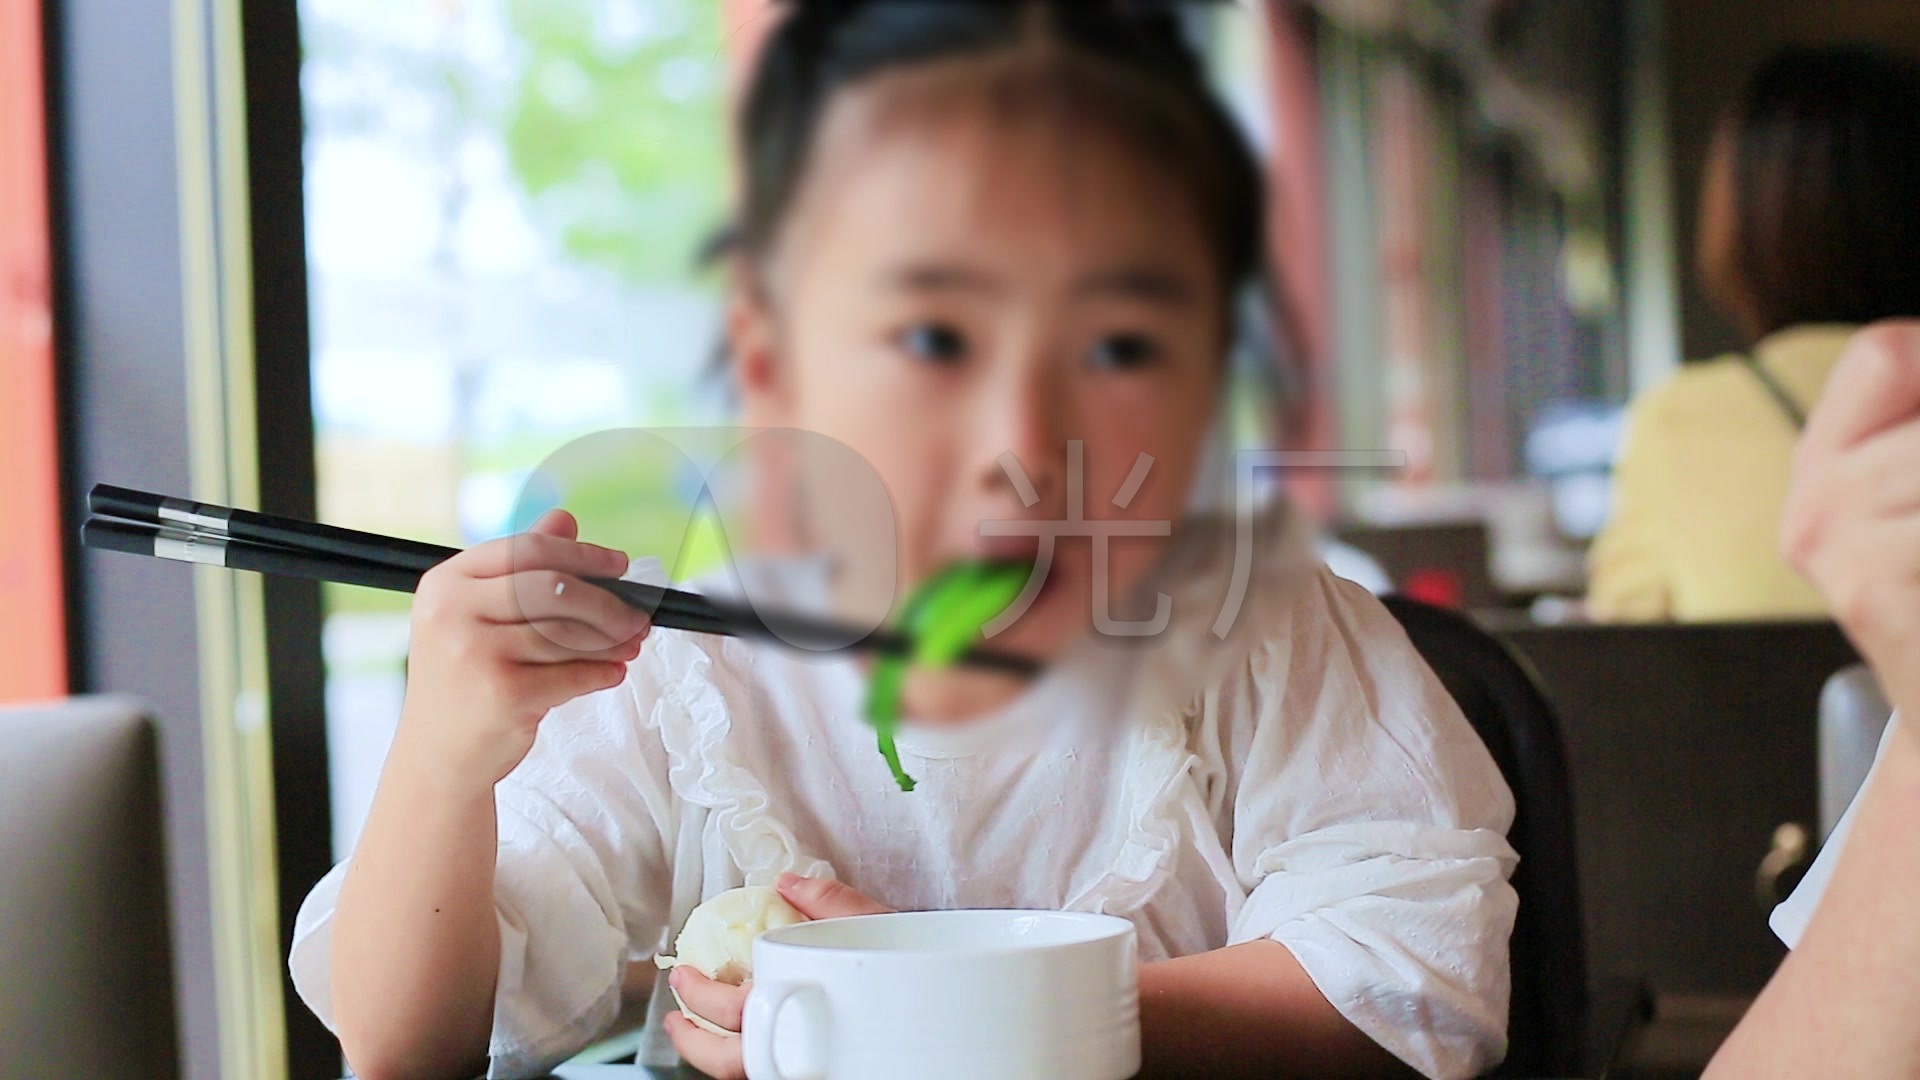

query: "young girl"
left=292, top=3, right=1517, bottom=1078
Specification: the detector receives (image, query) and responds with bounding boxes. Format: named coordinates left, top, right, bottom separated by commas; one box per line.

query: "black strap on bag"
left=1744, top=355, right=1808, bottom=431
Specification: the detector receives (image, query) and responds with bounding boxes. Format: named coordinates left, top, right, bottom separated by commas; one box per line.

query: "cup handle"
left=743, top=979, right=825, bottom=1080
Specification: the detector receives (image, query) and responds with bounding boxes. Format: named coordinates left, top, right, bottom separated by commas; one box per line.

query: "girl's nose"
left=972, top=364, right=1067, bottom=509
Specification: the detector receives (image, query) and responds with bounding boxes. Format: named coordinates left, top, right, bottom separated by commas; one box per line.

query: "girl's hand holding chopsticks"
left=399, top=508, right=651, bottom=785
left=82, top=481, right=1039, bottom=677
left=328, top=504, right=643, bottom=1075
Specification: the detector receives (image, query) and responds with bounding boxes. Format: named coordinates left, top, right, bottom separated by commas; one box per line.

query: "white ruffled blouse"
left=290, top=518, right=1519, bottom=1080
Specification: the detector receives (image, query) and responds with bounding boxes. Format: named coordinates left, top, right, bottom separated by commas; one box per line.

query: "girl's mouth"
left=943, top=537, right=1070, bottom=607
left=977, top=552, right=1061, bottom=601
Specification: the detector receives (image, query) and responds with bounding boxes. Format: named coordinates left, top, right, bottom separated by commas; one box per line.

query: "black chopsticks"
left=82, top=483, right=1040, bottom=677
left=90, top=482, right=450, bottom=572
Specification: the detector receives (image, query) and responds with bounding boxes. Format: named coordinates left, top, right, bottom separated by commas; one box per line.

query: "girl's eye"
left=896, top=322, right=969, bottom=366
left=1088, top=333, right=1163, bottom=371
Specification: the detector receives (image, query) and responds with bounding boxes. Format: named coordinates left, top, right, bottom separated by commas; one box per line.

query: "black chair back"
left=1489, top=618, right=1855, bottom=999
left=1384, top=596, right=1586, bottom=1078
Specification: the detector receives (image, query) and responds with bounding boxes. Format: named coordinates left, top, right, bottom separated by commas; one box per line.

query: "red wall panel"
left=0, top=0, right=68, bottom=702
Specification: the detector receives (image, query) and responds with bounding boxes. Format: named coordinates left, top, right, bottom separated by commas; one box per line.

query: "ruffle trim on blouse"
left=640, top=629, right=833, bottom=886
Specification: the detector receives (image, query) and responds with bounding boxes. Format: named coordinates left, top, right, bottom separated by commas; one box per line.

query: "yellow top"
left=1586, top=324, right=1858, bottom=622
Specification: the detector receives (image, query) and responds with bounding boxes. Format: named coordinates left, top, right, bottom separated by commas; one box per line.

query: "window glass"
left=301, top=0, right=731, bottom=853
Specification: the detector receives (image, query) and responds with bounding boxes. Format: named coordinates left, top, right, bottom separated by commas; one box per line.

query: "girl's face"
left=733, top=70, right=1228, bottom=662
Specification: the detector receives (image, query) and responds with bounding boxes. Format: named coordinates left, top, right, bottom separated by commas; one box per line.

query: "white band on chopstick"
left=158, top=498, right=231, bottom=533
left=155, top=530, right=229, bottom=566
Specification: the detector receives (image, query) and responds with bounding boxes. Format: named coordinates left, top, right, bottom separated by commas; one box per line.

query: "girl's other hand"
left=663, top=969, right=747, bottom=1080
left=664, top=876, right=892, bottom=1079
left=1782, top=321, right=1920, bottom=714
left=397, top=508, right=650, bottom=786
left=774, top=872, right=894, bottom=920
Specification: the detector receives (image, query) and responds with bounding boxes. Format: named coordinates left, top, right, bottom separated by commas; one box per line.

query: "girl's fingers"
left=528, top=508, right=578, bottom=539
left=668, top=968, right=748, bottom=1033
left=450, top=528, right=631, bottom=582
left=776, top=873, right=893, bottom=920
left=664, top=1011, right=746, bottom=1080
left=508, top=621, right=647, bottom=663
left=475, top=573, right=649, bottom=644
left=520, top=660, right=630, bottom=706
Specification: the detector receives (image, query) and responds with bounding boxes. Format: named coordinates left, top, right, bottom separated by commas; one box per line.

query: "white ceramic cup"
left=741, top=909, right=1140, bottom=1080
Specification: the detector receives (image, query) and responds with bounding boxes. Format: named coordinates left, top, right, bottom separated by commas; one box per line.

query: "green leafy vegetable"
left=863, top=561, right=1031, bottom=792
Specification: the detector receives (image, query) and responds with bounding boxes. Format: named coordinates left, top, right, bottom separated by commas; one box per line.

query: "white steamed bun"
left=653, top=886, right=808, bottom=1036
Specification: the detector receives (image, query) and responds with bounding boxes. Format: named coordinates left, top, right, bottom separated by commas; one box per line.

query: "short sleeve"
left=1772, top=713, right=1905, bottom=949
left=1224, top=568, right=1520, bottom=1080
left=288, top=675, right=680, bottom=1079
left=1587, top=389, right=1676, bottom=621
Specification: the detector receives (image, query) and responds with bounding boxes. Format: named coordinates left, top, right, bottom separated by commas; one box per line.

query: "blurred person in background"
left=1587, top=44, right=1920, bottom=622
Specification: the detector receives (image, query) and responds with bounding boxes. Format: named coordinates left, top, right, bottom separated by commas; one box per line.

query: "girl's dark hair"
left=1708, top=43, right=1920, bottom=338
left=725, top=0, right=1266, bottom=301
